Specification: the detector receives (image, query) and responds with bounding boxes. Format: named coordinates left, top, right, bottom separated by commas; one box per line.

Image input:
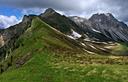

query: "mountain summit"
left=89, top=13, right=128, bottom=42
left=70, top=13, right=128, bottom=43
left=90, top=13, right=116, bottom=20
left=41, top=8, right=57, bottom=16
left=39, top=8, right=83, bottom=34
left=45, top=8, right=55, bottom=13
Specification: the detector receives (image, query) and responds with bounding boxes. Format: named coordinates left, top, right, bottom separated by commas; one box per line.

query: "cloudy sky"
left=0, top=0, right=128, bottom=28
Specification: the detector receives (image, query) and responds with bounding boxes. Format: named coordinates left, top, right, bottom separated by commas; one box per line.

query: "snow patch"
left=67, top=29, right=81, bottom=39
left=90, top=45, right=96, bottom=49
left=67, top=35, right=75, bottom=40
left=92, top=28, right=101, bottom=33
left=81, top=43, right=86, bottom=46
left=84, top=38, right=91, bottom=41
left=72, top=30, right=81, bottom=38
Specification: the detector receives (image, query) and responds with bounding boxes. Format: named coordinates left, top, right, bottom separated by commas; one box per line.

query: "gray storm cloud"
left=0, top=0, right=128, bottom=23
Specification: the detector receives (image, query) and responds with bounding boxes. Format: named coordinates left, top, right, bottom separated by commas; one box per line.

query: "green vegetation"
left=0, top=17, right=128, bottom=82
left=111, top=43, right=128, bottom=55
left=1, top=50, right=128, bottom=82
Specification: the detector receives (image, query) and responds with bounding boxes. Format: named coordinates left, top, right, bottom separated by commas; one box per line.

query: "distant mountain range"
left=70, top=13, right=128, bottom=42
left=0, top=8, right=128, bottom=82
left=0, top=8, right=128, bottom=61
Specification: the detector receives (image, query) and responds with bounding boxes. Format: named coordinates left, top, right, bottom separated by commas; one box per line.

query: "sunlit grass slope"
left=0, top=17, right=128, bottom=82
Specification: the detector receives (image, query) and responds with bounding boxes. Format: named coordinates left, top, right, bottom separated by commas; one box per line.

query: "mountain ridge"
left=70, top=12, right=128, bottom=43
left=0, top=8, right=128, bottom=61
left=0, top=8, right=128, bottom=82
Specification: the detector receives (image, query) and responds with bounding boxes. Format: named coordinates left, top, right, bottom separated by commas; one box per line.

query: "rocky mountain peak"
left=89, top=13, right=117, bottom=22
left=42, top=8, right=57, bottom=16
left=87, top=13, right=128, bottom=42
left=104, top=13, right=113, bottom=17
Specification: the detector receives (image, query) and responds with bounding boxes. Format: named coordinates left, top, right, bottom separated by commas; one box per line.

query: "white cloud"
left=0, top=0, right=127, bottom=24
left=22, top=8, right=45, bottom=15
left=21, top=8, right=65, bottom=16
left=0, top=15, right=19, bottom=29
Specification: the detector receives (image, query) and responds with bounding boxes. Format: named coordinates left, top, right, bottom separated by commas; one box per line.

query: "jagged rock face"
left=89, top=13, right=128, bottom=43
left=1, top=8, right=128, bottom=60
left=42, top=8, right=57, bottom=16
left=0, top=15, right=34, bottom=60
left=0, top=15, right=35, bottom=46
left=39, top=8, right=83, bottom=35
left=0, top=36, right=4, bottom=46
left=0, top=30, right=5, bottom=46
left=69, top=16, right=112, bottom=41
left=70, top=13, right=128, bottom=43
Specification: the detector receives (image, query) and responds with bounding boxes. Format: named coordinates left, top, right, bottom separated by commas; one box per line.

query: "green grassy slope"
left=0, top=17, right=128, bottom=82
